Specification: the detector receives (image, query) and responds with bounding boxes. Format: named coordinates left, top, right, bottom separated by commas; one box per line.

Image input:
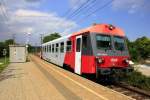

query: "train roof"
left=72, top=24, right=125, bottom=37
left=42, top=34, right=71, bottom=46
left=42, top=24, right=125, bottom=45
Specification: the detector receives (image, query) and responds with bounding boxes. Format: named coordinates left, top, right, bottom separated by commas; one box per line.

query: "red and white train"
left=42, top=24, right=133, bottom=78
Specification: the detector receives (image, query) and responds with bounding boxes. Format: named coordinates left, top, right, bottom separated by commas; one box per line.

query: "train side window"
left=42, top=47, right=44, bottom=52
left=46, top=45, right=47, bottom=52
left=45, top=46, right=46, bottom=52
left=66, top=41, right=72, bottom=52
left=60, top=42, right=64, bottom=53
left=48, top=45, right=49, bottom=52
left=56, top=43, right=59, bottom=52
left=47, top=45, right=48, bottom=52
left=76, top=38, right=81, bottom=52
left=52, top=44, right=54, bottom=53
left=49, top=45, right=51, bottom=52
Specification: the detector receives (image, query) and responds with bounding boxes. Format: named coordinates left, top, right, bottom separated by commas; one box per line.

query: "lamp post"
left=26, top=32, right=31, bottom=59
left=40, top=34, right=43, bottom=58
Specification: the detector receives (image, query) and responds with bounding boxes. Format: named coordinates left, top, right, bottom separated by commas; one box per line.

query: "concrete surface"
left=135, top=64, right=150, bottom=76
left=0, top=55, right=134, bottom=100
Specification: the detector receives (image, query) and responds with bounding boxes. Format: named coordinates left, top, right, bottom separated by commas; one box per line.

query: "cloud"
left=0, top=0, right=78, bottom=45
left=15, top=9, right=51, bottom=17
left=112, top=0, right=150, bottom=14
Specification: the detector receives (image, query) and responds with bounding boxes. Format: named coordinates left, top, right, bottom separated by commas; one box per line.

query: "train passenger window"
left=60, top=42, right=64, bottom=53
left=76, top=38, right=81, bottom=52
left=66, top=41, right=72, bottom=52
left=52, top=44, right=54, bottom=53
left=56, top=43, right=59, bottom=52
left=42, top=47, right=44, bottom=52
left=47, top=45, right=49, bottom=52
left=49, top=45, right=51, bottom=52
left=45, top=46, right=46, bottom=52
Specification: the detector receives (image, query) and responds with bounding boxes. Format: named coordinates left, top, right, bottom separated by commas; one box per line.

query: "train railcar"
left=42, top=24, right=133, bottom=78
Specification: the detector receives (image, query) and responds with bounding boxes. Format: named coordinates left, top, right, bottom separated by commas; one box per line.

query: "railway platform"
left=0, top=55, right=134, bottom=100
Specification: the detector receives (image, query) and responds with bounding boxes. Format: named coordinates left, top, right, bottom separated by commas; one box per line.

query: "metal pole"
left=40, top=34, right=43, bottom=58
left=5, top=55, right=6, bottom=64
left=12, top=34, right=16, bottom=44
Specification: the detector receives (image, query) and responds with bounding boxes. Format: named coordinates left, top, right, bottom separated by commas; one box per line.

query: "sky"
left=0, top=0, right=150, bottom=45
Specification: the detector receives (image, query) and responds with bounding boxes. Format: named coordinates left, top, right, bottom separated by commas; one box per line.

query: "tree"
left=0, top=42, right=5, bottom=57
left=43, top=33, right=61, bottom=43
left=5, top=39, right=14, bottom=46
left=126, top=36, right=150, bottom=62
left=126, top=38, right=139, bottom=61
left=0, top=39, right=15, bottom=57
left=134, top=37, right=150, bottom=59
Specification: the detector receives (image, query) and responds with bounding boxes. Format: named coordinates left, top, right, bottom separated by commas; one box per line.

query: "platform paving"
left=0, top=55, right=134, bottom=100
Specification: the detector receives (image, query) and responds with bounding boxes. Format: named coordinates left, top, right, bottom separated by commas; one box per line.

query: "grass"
left=0, top=57, right=9, bottom=73
left=123, top=70, right=150, bottom=91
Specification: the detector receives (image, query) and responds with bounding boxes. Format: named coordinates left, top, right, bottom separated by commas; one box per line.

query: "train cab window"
left=56, top=43, right=59, bottom=52
left=113, top=36, right=125, bottom=51
left=66, top=41, right=72, bottom=52
left=60, top=42, right=64, bottom=53
left=49, top=45, right=51, bottom=52
left=76, top=38, right=81, bottom=52
left=52, top=44, right=54, bottom=53
left=96, top=35, right=111, bottom=50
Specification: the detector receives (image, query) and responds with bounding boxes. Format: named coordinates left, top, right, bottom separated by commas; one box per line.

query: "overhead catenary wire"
left=61, top=0, right=81, bottom=18
left=0, top=2, right=8, bottom=21
left=56, top=0, right=92, bottom=27
left=1, top=0, right=8, bottom=20
left=77, top=0, right=114, bottom=23
left=70, top=0, right=98, bottom=20
left=67, top=0, right=96, bottom=19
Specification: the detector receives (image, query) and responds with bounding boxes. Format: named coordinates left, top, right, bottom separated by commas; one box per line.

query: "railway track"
left=106, top=83, right=150, bottom=100
left=83, top=75, right=150, bottom=100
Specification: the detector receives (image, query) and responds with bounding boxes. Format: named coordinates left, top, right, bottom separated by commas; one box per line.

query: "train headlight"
left=124, top=59, right=129, bottom=64
left=96, top=57, right=104, bottom=64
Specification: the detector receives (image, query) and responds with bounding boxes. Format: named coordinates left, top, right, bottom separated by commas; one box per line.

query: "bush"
left=123, top=71, right=150, bottom=91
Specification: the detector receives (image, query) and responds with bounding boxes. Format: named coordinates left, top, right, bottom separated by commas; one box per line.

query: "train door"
left=75, top=35, right=82, bottom=75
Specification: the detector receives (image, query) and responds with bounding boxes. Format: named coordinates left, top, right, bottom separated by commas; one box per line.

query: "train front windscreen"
left=96, top=34, right=127, bottom=52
